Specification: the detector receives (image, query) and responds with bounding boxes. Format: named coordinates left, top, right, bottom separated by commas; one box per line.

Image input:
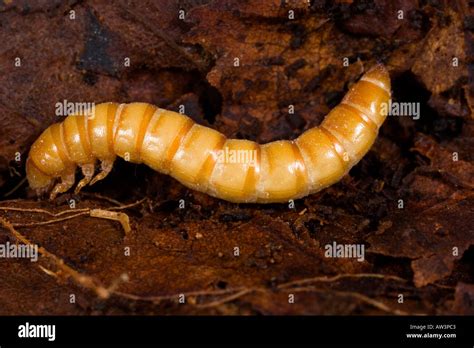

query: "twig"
left=0, top=216, right=113, bottom=299
left=114, top=286, right=253, bottom=303
left=12, top=212, right=89, bottom=227
left=195, top=288, right=255, bottom=309
left=90, top=209, right=131, bottom=235
left=287, top=286, right=417, bottom=315
left=108, top=198, right=148, bottom=211
left=3, top=177, right=27, bottom=197
left=0, top=206, right=90, bottom=217
left=277, top=273, right=408, bottom=289
left=79, top=192, right=124, bottom=206
left=0, top=198, right=147, bottom=234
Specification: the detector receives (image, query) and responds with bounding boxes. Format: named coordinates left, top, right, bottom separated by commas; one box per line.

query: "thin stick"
left=287, top=286, right=416, bottom=316
left=79, top=192, right=124, bottom=206
left=0, top=216, right=111, bottom=299
left=109, top=198, right=148, bottom=211
left=12, top=212, right=89, bottom=227
left=0, top=198, right=146, bottom=215
left=3, top=177, right=27, bottom=197
left=90, top=209, right=131, bottom=235
left=195, top=288, right=254, bottom=309
left=114, top=287, right=252, bottom=303
left=0, top=198, right=147, bottom=233
left=0, top=206, right=89, bottom=217
left=277, top=273, right=408, bottom=289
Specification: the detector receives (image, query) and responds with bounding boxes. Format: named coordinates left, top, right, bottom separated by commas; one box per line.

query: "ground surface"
left=0, top=0, right=473, bottom=315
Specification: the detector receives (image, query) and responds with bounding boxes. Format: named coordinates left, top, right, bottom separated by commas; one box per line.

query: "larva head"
left=26, top=157, right=54, bottom=194
left=26, top=124, right=68, bottom=195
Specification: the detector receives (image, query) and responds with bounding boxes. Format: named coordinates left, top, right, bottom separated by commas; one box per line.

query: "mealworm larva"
left=26, top=64, right=391, bottom=203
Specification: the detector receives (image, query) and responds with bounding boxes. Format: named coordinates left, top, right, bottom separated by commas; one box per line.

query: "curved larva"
left=26, top=64, right=391, bottom=203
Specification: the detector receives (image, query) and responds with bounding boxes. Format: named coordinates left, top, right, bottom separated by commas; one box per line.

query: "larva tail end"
left=26, top=158, right=54, bottom=192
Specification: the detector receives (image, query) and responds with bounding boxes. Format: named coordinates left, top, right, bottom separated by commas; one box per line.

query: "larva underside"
left=26, top=65, right=391, bottom=203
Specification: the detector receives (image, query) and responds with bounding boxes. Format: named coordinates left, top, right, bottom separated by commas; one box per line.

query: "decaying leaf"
left=0, top=0, right=472, bottom=315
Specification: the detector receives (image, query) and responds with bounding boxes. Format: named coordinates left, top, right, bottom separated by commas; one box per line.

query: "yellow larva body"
left=26, top=65, right=391, bottom=203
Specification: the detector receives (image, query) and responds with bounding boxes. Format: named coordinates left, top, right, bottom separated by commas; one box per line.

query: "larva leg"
left=89, top=159, right=114, bottom=186
left=49, top=173, right=76, bottom=200
left=74, top=163, right=96, bottom=194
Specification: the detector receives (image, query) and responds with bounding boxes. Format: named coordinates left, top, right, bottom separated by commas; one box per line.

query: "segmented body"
left=26, top=65, right=391, bottom=203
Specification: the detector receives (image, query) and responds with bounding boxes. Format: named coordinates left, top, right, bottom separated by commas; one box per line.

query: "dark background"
left=0, top=0, right=472, bottom=315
